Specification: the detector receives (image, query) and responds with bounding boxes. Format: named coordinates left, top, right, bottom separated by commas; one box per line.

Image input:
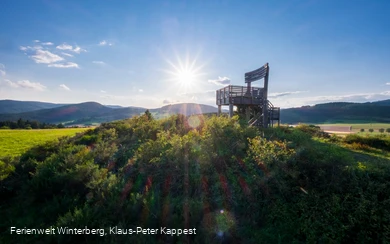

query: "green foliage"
left=387, top=128, right=390, bottom=133
left=360, top=128, right=365, bottom=132
left=369, top=128, right=374, bottom=132
left=0, top=159, right=15, bottom=181
left=1, top=115, right=390, bottom=243
left=379, top=128, right=385, bottom=133
left=343, top=134, right=390, bottom=151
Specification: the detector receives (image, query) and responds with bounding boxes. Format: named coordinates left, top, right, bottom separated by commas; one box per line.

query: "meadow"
left=0, top=128, right=90, bottom=157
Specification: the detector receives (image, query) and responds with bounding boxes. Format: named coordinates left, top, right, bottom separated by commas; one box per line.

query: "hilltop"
left=1, top=114, right=390, bottom=243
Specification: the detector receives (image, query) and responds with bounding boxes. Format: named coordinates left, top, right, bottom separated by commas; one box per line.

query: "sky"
left=0, top=0, right=389, bottom=108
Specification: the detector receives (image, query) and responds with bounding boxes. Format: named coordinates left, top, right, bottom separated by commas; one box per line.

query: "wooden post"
left=229, top=104, right=233, bottom=118
left=263, top=63, right=269, bottom=128
left=218, top=105, right=221, bottom=116
left=246, top=107, right=250, bottom=121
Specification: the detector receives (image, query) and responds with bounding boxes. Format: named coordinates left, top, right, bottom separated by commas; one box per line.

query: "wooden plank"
left=245, top=64, right=268, bottom=83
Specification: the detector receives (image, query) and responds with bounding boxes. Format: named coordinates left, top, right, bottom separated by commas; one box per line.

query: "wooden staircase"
left=248, top=100, right=280, bottom=127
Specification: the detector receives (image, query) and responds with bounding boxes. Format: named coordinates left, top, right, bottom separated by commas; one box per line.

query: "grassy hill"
left=1, top=114, right=390, bottom=243
left=281, top=100, right=390, bottom=124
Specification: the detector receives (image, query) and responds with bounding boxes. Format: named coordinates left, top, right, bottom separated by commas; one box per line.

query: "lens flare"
left=187, top=115, right=202, bottom=129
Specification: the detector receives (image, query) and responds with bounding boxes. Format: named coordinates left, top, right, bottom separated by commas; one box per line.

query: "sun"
left=175, top=68, right=196, bottom=86
left=163, top=54, right=206, bottom=94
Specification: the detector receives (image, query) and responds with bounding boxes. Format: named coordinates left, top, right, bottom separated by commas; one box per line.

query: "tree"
left=360, top=128, right=365, bottom=132
left=379, top=128, right=385, bottom=133
left=386, top=128, right=390, bottom=133
left=369, top=128, right=374, bottom=133
left=57, top=123, right=65, bottom=128
left=144, top=109, right=153, bottom=120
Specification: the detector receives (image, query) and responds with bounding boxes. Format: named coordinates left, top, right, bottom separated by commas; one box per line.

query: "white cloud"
left=208, top=76, right=231, bottom=86
left=56, top=43, right=86, bottom=53
left=33, top=40, right=40, bottom=43
left=268, top=91, right=308, bottom=98
left=31, top=50, right=64, bottom=64
left=72, top=46, right=86, bottom=54
left=20, top=45, right=42, bottom=51
left=42, top=42, right=54, bottom=46
left=92, top=61, right=105, bottom=65
left=100, top=90, right=107, bottom=93
left=59, top=84, right=71, bottom=91
left=386, top=82, right=390, bottom=85
left=48, top=62, right=79, bottom=68
left=98, top=40, right=113, bottom=46
left=138, top=89, right=143, bottom=92
left=56, top=43, right=73, bottom=50
left=61, top=52, right=74, bottom=57
left=163, top=99, right=171, bottom=104
left=0, top=63, right=5, bottom=76
left=5, top=79, right=46, bottom=91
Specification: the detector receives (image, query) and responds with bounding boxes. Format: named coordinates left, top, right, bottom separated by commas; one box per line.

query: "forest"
left=0, top=118, right=65, bottom=129
left=1, top=112, right=390, bottom=243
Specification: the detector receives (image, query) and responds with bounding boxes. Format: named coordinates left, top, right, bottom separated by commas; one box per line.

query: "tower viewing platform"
left=216, top=63, right=280, bottom=128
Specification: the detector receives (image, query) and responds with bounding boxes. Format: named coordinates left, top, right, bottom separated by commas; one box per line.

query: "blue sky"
left=0, top=0, right=389, bottom=108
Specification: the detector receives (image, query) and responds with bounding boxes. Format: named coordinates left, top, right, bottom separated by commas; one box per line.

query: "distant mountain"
left=0, top=100, right=66, bottom=114
left=0, top=101, right=220, bottom=125
left=370, top=99, right=390, bottom=106
left=105, top=105, right=123, bottom=109
left=0, top=102, right=114, bottom=124
left=151, top=103, right=219, bottom=116
left=281, top=101, right=390, bottom=124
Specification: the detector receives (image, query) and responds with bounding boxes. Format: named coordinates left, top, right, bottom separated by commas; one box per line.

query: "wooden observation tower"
left=216, top=63, right=280, bottom=128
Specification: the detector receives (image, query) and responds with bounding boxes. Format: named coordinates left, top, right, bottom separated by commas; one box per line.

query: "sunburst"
left=163, top=53, right=206, bottom=94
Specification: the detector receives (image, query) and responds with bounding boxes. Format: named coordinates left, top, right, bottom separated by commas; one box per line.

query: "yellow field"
left=0, top=128, right=89, bottom=158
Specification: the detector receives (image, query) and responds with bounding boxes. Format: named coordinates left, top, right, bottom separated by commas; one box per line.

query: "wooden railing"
left=216, top=85, right=264, bottom=105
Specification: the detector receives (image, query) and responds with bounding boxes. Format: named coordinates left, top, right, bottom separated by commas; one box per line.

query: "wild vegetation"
left=1, top=114, right=390, bottom=243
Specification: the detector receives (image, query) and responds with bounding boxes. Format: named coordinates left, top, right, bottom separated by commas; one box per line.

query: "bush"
left=343, top=134, right=390, bottom=151
left=369, top=128, right=374, bottom=133
left=387, top=128, right=390, bottom=133
left=360, top=128, right=365, bottom=132
left=379, top=128, right=385, bottom=133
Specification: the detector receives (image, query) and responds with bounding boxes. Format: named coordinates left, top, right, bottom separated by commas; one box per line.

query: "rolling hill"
left=0, top=101, right=220, bottom=124
left=3, top=99, right=390, bottom=125
left=0, top=100, right=66, bottom=114
left=281, top=100, right=390, bottom=124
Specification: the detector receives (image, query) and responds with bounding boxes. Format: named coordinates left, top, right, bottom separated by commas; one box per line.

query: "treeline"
left=0, top=118, right=65, bottom=129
